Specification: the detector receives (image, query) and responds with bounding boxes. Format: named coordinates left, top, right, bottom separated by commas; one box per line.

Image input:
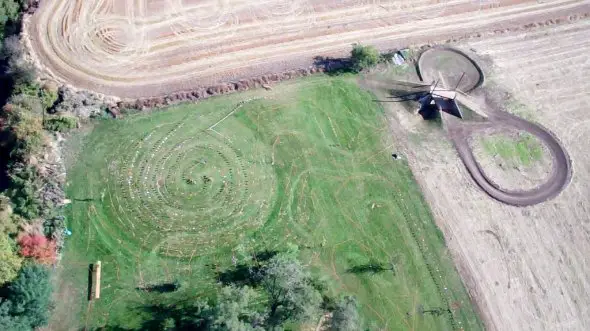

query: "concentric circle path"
left=98, top=108, right=277, bottom=258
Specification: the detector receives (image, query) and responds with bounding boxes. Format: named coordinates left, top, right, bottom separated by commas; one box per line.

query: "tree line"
left=0, top=1, right=71, bottom=330
left=107, top=248, right=364, bottom=331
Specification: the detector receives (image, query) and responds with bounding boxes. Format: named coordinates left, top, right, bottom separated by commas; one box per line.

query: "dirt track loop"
left=26, top=0, right=590, bottom=98
left=446, top=106, right=572, bottom=206
left=418, top=48, right=572, bottom=206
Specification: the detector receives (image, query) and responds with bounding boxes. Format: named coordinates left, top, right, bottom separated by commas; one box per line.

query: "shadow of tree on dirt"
left=313, top=56, right=353, bottom=76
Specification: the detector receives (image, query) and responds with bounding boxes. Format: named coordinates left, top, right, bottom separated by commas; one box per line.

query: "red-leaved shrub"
left=17, top=233, right=57, bottom=264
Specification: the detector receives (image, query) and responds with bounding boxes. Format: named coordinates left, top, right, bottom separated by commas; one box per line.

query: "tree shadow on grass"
left=87, top=264, right=93, bottom=301
left=93, top=303, right=209, bottom=331
left=136, top=281, right=180, bottom=293
left=347, top=261, right=395, bottom=275
left=136, top=303, right=209, bottom=331
left=216, top=249, right=278, bottom=287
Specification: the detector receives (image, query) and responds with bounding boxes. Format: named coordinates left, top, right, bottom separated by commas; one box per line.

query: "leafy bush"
left=6, top=164, right=42, bottom=219
left=17, top=233, right=57, bottom=264
left=43, top=115, right=77, bottom=132
left=350, top=43, right=380, bottom=72
left=0, top=232, right=22, bottom=286
left=0, top=194, right=19, bottom=234
left=11, top=82, right=59, bottom=111
left=0, top=264, right=53, bottom=330
left=43, top=215, right=66, bottom=253
left=11, top=83, right=39, bottom=99
left=3, top=104, right=44, bottom=158
left=9, top=94, right=44, bottom=117
left=40, top=84, right=59, bottom=110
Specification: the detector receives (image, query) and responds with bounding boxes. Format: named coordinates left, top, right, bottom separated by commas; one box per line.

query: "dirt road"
left=25, top=0, right=590, bottom=98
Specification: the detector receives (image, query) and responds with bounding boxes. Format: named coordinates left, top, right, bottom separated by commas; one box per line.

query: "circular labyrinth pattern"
left=104, top=118, right=276, bottom=258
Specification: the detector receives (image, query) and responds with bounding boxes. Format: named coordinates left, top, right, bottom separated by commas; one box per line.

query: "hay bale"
left=91, top=261, right=101, bottom=300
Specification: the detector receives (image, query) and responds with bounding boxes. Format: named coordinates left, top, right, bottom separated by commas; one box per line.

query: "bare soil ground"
left=25, top=0, right=590, bottom=98
left=366, top=47, right=571, bottom=206
left=376, top=18, right=590, bottom=331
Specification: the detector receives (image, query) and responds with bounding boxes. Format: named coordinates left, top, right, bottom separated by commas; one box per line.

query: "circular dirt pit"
left=418, top=48, right=483, bottom=92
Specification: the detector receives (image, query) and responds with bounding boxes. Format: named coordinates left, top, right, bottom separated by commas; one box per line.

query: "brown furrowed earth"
left=369, top=18, right=590, bottom=331
left=26, top=0, right=590, bottom=98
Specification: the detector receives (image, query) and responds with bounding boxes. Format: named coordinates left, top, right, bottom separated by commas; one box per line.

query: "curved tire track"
left=418, top=48, right=572, bottom=206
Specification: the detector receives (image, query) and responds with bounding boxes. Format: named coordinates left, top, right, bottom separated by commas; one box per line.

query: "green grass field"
left=61, top=76, right=482, bottom=330
left=481, top=132, right=543, bottom=167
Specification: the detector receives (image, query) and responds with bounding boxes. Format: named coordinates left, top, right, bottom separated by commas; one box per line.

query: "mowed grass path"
left=62, top=77, right=482, bottom=330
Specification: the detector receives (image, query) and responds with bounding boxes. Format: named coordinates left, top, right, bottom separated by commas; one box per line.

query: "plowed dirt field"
left=26, top=0, right=590, bottom=97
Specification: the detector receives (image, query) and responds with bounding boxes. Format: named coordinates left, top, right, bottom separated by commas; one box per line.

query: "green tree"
left=208, top=286, right=265, bottom=331
left=0, top=1, right=22, bottom=40
left=1, top=36, right=35, bottom=87
left=0, top=232, right=22, bottom=286
left=0, top=264, right=53, bottom=330
left=262, top=253, right=322, bottom=327
left=350, top=44, right=380, bottom=72
left=330, top=295, right=363, bottom=331
left=0, top=303, right=31, bottom=331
